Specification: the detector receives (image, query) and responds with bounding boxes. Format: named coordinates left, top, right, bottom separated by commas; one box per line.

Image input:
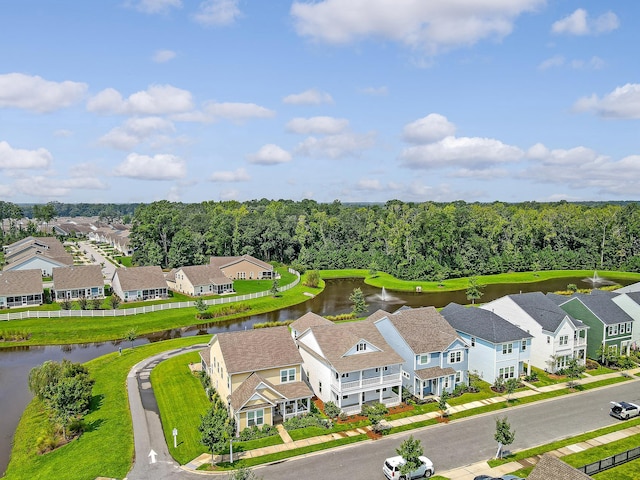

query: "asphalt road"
left=255, top=380, right=640, bottom=480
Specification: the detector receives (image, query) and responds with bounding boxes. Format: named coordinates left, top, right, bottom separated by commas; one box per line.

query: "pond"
left=0, top=273, right=634, bottom=474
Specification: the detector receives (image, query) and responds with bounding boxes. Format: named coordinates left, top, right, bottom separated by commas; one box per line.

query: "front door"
left=22, top=296, right=27, bottom=306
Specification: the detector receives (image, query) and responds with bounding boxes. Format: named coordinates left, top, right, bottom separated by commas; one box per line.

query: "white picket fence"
left=0, top=268, right=300, bottom=321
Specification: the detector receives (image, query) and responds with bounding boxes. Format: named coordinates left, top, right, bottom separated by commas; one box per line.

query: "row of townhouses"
left=199, top=289, right=639, bottom=435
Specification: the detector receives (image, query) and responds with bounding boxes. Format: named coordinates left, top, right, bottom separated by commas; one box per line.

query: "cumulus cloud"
left=0, top=141, right=52, bottom=169
left=204, top=102, right=276, bottom=121
left=193, top=0, right=241, bottom=26
left=523, top=143, right=640, bottom=196
left=247, top=144, right=292, bottom=165
left=552, top=9, right=619, bottom=36
left=131, top=0, right=182, bottom=14
left=13, top=175, right=108, bottom=198
left=573, top=83, right=640, bottom=119
left=87, top=84, right=194, bottom=115
left=210, top=167, right=250, bottom=182
left=99, top=117, right=176, bottom=150
left=286, top=116, right=349, bottom=135
left=291, top=0, right=544, bottom=55
left=400, top=136, right=523, bottom=169
left=152, top=49, right=177, bottom=63
left=283, top=88, right=334, bottom=105
left=0, top=73, right=87, bottom=113
left=295, top=132, right=376, bottom=159
left=402, top=114, right=456, bottom=144
left=113, top=153, right=186, bottom=180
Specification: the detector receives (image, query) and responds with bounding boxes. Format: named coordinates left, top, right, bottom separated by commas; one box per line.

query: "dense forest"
left=125, top=199, right=640, bottom=281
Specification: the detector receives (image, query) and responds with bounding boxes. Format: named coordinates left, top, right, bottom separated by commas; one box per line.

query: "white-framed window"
left=418, top=354, right=429, bottom=365
left=356, top=342, right=367, bottom=352
left=613, top=324, right=619, bottom=335
left=318, top=381, right=322, bottom=393
left=443, top=376, right=450, bottom=389
left=455, top=371, right=462, bottom=383
left=238, top=272, right=246, bottom=279
left=470, top=337, right=476, bottom=347
left=280, top=368, right=296, bottom=383
left=521, top=340, right=527, bottom=351
left=627, top=322, right=633, bottom=333
left=547, top=336, right=551, bottom=344
left=499, top=366, right=515, bottom=379
left=247, top=409, right=264, bottom=427
left=449, top=351, right=462, bottom=363
left=559, top=335, right=568, bottom=346
left=502, top=343, right=513, bottom=355
left=402, top=371, right=410, bottom=379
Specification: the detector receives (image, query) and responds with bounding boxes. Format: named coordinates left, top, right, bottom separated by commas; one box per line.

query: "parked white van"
left=383, top=455, right=434, bottom=479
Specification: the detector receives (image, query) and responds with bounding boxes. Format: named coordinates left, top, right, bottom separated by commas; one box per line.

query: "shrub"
left=585, top=358, right=600, bottom=370
left=283, top=413, right=332, bottom=431
left=324, top=313, right=356, bottom=321
left=371, top=421, right=391, bottom=435
left=323, top=401, right=341, bottom=419
left=618, top=356, right=636, bottom=370
left=290, top=262, right=306, bottom=275
left=492, top=376, right=506, bottom=392
left=253, top=320, right=293, bottom=329
left=361, top=402, right=388, bottom=426
left=523, top=371, right=539, bottom=382
left=238, top=424, right=277, bottom=441
left=303, top=270, right=321, bottom=288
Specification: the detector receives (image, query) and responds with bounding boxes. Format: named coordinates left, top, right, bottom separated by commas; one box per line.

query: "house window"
left=449, top=351, right=462, bottom=363
left=443, top=376, right=449, bottom=389
left=521, top=340, right=527, bottom=351
left=419, top=354, right=429, bottom=365
left=470, top=337, right=476, bottom=347
left=356, top=342, right=367, bottom=352
left=402, top=371, right=410, bottom=379
left=547, top=336, right=550, bottom=344
left=341, top=372, right=349, bottom=378
left=455, top=371, right=462, bottom=383
left=238, top=272, right=246, bottom=279
left=247, top=409, right=264, bottom=427
left=613, top=324, right=619, bottom=335
left=628, top=322, right=633, bottom=334
left=559, top=335, right=569, bottom=346
left=318, top=381, right=322, bottom=393
left=502, top=343, right=513, bottom=355
left=608, top=345, right=618, bottom=354
left=499, top=366, right=515, bottom=379
left=280, top=368, right=296, bottom=383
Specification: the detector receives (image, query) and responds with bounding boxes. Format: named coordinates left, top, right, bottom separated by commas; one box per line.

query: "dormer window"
left=356, top=342, right=367, bottom=352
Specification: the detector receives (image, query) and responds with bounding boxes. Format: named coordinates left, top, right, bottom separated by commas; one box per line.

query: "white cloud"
left=402, top=114, right=456, bottom=144
left=0, top=141, right=52, bottom=169
left=210, top=167, right=250, bottom=182
left=0, top=73, right=87, bottom=113
left=538, top=55, right=565, bottom=70
left=166, top=186, right=182, bottom=201
left=539, top=55, right=605, bottom=71
left=99, top=117, right=176, bottom=150
left=283, top=88, right=334, bottom=105
left=401, top=136, right=523, bottom=169
left=132, top=0, right=182, bottom=14
left=291, top=0, right=544, bottom=55
left=286, top=116, right=349, bottom=135
left=113, top=153, right=186, bottom=180
left=355, top=178, right=384, bottom=191
left=552, top=9, right=619, bottom=36
left=87, top=84, right=194, bottom=115
left=295, top=132, right=376, bottom=159
left=247, top=144, right=292, bottom=165
left=13, top=175, right=108, bottom=198
left=0, top=184, right=14, bottom=197
left=193, top=0, right=241, bottom=26
left=360, top=86, right=388, bottom=96
left=204, top=102, right=276, bottom=121
left=573, top=83, right=640, bottom=119
left=523, top=143, right=640, bottom=196
left=152, top=49, right=177, bottom=63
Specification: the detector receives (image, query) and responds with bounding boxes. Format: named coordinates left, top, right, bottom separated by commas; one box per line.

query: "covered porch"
left=413, top=366, right=456, bottom=400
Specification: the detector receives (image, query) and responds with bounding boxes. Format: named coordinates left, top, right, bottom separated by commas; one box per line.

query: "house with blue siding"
left=440, top=303, right=532, bottom=382
left=373, top=306, right=469, bottom=400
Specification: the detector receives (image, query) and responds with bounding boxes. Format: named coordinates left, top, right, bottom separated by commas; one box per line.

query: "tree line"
left=127, top=199, right=640, bottom=281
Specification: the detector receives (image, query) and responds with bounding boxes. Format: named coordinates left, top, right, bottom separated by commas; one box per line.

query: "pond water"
left=0, top=274, right=634, bottom=475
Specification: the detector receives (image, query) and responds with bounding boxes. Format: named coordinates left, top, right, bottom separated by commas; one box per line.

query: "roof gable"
left=441, top=303, right=532, bottom=344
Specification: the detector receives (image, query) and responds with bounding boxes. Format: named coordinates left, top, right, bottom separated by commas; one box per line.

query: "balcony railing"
left=331, top=372, right=401, bottom=393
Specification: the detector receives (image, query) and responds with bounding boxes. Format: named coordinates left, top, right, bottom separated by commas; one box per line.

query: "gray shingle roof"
left=113, top=266, right=167, bottom=291
left=229, top=372, right=312, bottom=411
left=303, top=321, right=404, bottom=373
left=440, top=303, right=532, bottom=343
left=563, top=292, right=634, bottom=326
left=178, top=264, right=231, bottom=286
left=415, top=366, right=456, bottom=381
left=0, top=269, right=43, bottom=296
left=52, top=265, right=104, bottom=290
left=290, top=312, right=333, bottom=335
left=216, top=326, right=303, bottom=374
left=527, top=453, right=591, bottom=480
left=380, top=306, right=462, bottom=354
left=210, top=254, right=273, bottom=271
left=3, top=237, right=72, bottom=267
left=506, top=292, right=584, bottom=331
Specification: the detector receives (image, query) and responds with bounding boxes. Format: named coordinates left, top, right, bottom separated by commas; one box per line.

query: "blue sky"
left=1, top=0, right=639, bottom=204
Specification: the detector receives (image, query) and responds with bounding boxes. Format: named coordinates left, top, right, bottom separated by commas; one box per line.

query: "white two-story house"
left=294, top=317, right=404, bottom=415
left=373, top=306, right=469, bottom=400
left=482, top=292, right=588, bottom=372
left=441, top=302, right=532, bottom=382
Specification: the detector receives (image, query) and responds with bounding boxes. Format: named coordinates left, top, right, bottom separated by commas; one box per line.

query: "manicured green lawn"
left=447, top=380, right=495, bottom=406
left=151, top=351, right=211, bottom=464
left=586, top=365, right=618, bottom=376
left=563, top=433, right=640, bottom=477
left=4, top=336, right=208, bottom=480
left=529, top=366, right=569, bottom=387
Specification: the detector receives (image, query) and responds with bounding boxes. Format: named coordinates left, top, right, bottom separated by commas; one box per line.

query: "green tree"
left=565, top=357, right=586, bottom=388
left=109, top=294, right=121, bottom=310
left=303, top=270, right=320, bottom=288
left=270, top=278, right=279, bottom=297
left=125, top=328, right=137, bottom=349
left=78, top=295, right=88, bottom=310
left=45, top=373, right=94, bottom=439
left=396, top=435, right=424, bottom=478
left=466, top=276, right=484, bottom=305
left=349, top=287, right=368, bottom=317
left=438, top=390, right=449, bottom=417
left=494, top=416, right=516, bottom=459
left=90, top=298, right=103, bottom=310
left=504, top=377, right=519, bottom=405
left=199, top=402, right=234, bottom=465
left=28, top=360, right=64, bottom=400
left=194, top=298, right=209, bottom=316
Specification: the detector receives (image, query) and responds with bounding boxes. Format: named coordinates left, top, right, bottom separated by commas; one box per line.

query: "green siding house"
left=550, top=291, right=634, bottom=360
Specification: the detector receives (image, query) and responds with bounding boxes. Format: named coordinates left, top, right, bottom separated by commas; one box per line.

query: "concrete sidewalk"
left=183, top=367, right=640, bottom=475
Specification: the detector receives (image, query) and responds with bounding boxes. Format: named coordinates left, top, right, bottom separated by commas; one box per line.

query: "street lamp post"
left=172, top=428, right=178, bottom=448
left=230, top=438, right=233, bottom=464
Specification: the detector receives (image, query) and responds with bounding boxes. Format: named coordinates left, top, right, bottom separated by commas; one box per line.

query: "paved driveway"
left=78, top=240, right=117, bottom=283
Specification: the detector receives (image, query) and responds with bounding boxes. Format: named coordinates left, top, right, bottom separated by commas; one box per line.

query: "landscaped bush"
left=324, top=313, right=356, bottom=321
left=371, top=421, right=391, bottom=435
left=196, top=303, right=251, bottom=320
left=523, top=371, right=539, bottom=382
left=0, top=329, right=31, bottom=341
left=617, top=356, right=636, bottom=370
left=253, top=320, right=293, bottom=329
left=361, top=402, right=388, bottom=426
left=283, top=413, right=332, bottom=431
left=323, top=401, right=341, bottom=419
left=585, top=358, right=600, bottom=370
left=238, top=424, right=277, bottom=441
